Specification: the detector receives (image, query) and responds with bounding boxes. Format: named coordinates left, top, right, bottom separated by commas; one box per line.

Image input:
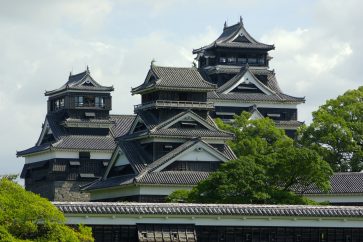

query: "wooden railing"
left=134, top=100, right=214, bottom=111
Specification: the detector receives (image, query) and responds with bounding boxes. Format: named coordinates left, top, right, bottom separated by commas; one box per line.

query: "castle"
left=17, top=18, right=363, bottom=242
left=18, top=19, right=342, bottom=204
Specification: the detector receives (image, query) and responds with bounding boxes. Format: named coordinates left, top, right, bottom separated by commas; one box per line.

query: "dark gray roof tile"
left=17, top=143, right=51, bottom=156
left=208, top=92, right=305, bottom=103
left=54, top=135, right=116, bottom=151
left=83, top=175, right=135, bottom=190
left=45, top=70, right=113, bottom=96
left=193, top=22, right=274, bottom=54
left=110, top=115, right=136, bottom=138
left=303, top=173, right=363, bottom=194
left=137, top=171, right=210, bottom=185
left=117, top=141, right=152, bottom=173
left=132, top=66, right=216, bottom=94
left=54, top=202, right=363, bottom=217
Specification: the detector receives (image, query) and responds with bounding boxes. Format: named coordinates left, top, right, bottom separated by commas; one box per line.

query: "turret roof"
left=131, top=65, right=216, bottom=94
left=45, top=68, right=114, bottom=96
left=193, top=19, right=274, bottom=54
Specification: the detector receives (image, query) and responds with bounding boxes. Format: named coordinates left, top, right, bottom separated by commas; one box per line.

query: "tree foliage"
left=168, top=112, right=332, bottom=204
left=299, top=86, right=363, bottom=172
left=0, top=178, right=94, bottom=242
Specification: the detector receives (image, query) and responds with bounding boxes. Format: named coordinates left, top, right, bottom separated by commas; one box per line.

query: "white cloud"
left=261, top=2, right=361, bottom=124
left=0, top=0, right=362, bottom=177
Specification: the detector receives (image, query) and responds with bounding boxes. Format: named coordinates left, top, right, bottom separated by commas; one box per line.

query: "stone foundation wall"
left=25, top=180, right=91, bottom=201
left=54, top=181, right=91, bottom=201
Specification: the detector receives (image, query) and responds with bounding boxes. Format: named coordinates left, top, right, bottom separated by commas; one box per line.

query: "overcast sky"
left=0, top=0, right=362, bottom=176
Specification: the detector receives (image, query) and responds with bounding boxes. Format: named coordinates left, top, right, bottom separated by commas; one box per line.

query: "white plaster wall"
left=114, top=153, right=129, bottom=166
left=213, top=101, right=298, bottom=109
left=178, top=147, right=220, bottom=162
left=64, top=214, right=363, bottom=228
left=25, top=150, right=111, bottom=164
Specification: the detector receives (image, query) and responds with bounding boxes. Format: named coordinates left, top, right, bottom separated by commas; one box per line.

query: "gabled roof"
left=217, top=65, right=276, bottom=95
left=45, top=68, right=114, bottom=96
left=84, top=138, right=236, bottom=191
left=123, top=110, right=234, bottom=140
left=208, top=66, right=305, bottom=104
left=141, top=138, right=233, bottom=173
left=17, top=114, right=135, bottom=156
left=131, top=65, right=216, bottom=94
left=193, top=19, right=274, bottom=54
left=301, top=172, right=363, bottom=195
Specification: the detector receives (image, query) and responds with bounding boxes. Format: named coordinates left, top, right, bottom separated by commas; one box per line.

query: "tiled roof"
left=208, top=92, right=305, bottom=103
left=85, top=139, right=235, bottom=190
left=82, top=175, right=135, bottom=190
left=193, top=22, right=274, bottom=54
left=45, top=70, right=113, bottom=96
left=202, top=66, right=283, bottom=94
left=54, top=202, right=363, bottom=217
left=150, top=128, right=233, bottom=139
left=137, top=171, right=210, bottom=185
left=110, top=115, right=136, bottom=138
left=54, top=135, right=116, bottom=151
left=303, top=173, right=363, bottom=194
left=17, top=114, right=135, bottom=156
left=124, top=110, right=234, bottom=140
left=137, top=111, right=159, bottom=130
left=143, top=139, right=200, bottom=172
left=274, top=120, right=304, bottom=128
left=132, top=65, right=216, bottom=94
left=117, top=140, right=152, bottom=173
left=17, top=143, right=51, bottom=156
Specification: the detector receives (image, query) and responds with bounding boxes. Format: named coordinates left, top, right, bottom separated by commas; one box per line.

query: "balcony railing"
left=75, top=102, right=105, bottom=109
left=134, top=100, right=214, bottom=111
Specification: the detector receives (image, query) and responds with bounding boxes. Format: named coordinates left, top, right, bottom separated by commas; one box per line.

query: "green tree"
left=299, top=86, right=363, bottom=172
left=0, top=178, right=94, bottom=242
left=168, top=112, right=332, bottom=204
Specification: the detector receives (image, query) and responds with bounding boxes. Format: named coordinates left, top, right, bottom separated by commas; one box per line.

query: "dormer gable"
left=36, top=119, right=56, bottom=146
left=220, top=68, right=276, bottom=95
left=129, top=116, right=149, bottom=134
left=104, top=147, right=135, bottom=179
left=232, top=34, right=251, bottom=43
left=154, top=110, right=218, bottom=132
left=45, top=68, right=114, bottom=97
left=249, top=106, right=264, bottom=120
left=151, top=140, right=229, bottom=172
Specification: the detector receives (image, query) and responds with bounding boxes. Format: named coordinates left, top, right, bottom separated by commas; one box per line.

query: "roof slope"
left=17, top=114, right=135, bottom=156
left=301, top=172, right=363, bottom=194
left=84, top=138, right=236, bottom=191
left=193, top=20, right=274, bottom=54
left=55, top=202, right=363, bottom=217
left=208, top=66, right=305, bottom=104
left=132, top=65, right=216, bottom=94
left=45, top=69, right=114, bottom=96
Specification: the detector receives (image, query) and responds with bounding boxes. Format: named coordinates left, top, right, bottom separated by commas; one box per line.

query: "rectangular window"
left=69, top=161, right=80, bottom=166
left=237, top=58, right=247, bottom=64
left=75, top=96, right=83, bottom=107
left=59, top=98, right=64, bottom=108
left=95, top=97, right=105, bottom=108
left=219, top=57, right=227, bottom=63
left=55, top=99, right=60, bottom=109
left=248, top=58, right=257, bottom=64
left=258, top=58, right=265, bottom=65
left=84, top=96, right=95, bottom=107
left=227, top=57, right=236, bottom=63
